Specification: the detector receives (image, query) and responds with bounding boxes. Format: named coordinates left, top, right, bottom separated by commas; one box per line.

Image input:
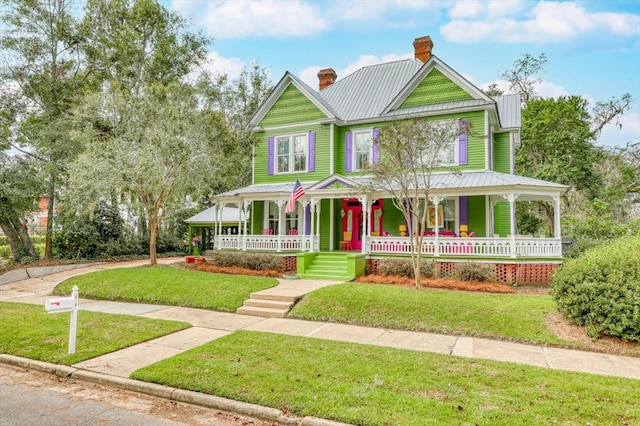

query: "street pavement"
left=1, top=258, right=639, bottom=424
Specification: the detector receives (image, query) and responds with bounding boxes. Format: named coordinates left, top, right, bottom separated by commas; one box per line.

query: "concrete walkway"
left=1, top=259, right=639, bottom=383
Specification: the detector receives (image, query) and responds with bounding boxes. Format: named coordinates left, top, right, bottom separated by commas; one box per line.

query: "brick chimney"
left=317, top=68, right=337, bottom=90
left=413, top=36, right=433, bottom=62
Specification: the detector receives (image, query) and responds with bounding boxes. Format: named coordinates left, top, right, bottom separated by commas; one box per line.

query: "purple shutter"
left=308, top=131, right=315, bottom=172
left=459, top=120, right=468, bottom=166
left=459, top=196, right=468, bottom=227
left=345, top=131, right=352, bottom=172
left=267, top=136, right=274, bottom=175
left=305, top=204, right=311, bottom=235
left=372, top=128, right=380, bottom=164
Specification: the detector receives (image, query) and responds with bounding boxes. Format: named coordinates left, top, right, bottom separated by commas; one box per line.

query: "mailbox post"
left=45, top=286, right=79, bottom=354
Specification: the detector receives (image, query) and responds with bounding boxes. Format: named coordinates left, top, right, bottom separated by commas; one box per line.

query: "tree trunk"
left=44, top=175, right=55, bottom=259
left=149, top=214, right=158, bottom=266
left=0, top=215, right=39, bottom=262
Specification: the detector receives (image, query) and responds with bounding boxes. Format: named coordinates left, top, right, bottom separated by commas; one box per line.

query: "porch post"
left=329, top=198, right=334, bottom=251
left=503, top=193, right=519, bottom=257
left=315, top=199, right=321, bottom=252
left=553, top=196, right=561, bottom=238
left=357, top=195, right=369, bottom=254
left=430, top=196, right=442, bottom=257
left=276, top=199, right=286, bottom=252
left=242, top=199, right=250, bottom=251
left=237, top=201, right=244, bottom=251
left=300, top=199, right=309, bottom=251
left=310, top=198, right=319, bottom=252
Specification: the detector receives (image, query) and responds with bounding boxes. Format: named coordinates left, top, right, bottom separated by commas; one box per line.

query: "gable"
left=259, top=83, right=327, bottom=127
left=400, top=68, right=474, bottom=109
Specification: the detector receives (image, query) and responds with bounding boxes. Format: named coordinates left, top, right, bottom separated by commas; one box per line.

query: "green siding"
left=400, top=69, right=473, bottom=108
left=467, top=196, right=486, bottom=237
left=251, top=201, right=263, bottom=234
left=254, top=123, right=331, bottom=184
left=319, top=199, right=331, bottom=251
left=334, top=111, right=486, bottom=175
left=259, top=84, right=326, bottom=127
left=493, top=132, right=511, bottom=173
left=494, top=203, right=511, bottom=237
left=382, top=198, right=405, bottom=236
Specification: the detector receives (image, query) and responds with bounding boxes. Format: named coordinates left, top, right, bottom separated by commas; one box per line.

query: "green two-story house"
left=212, top=36, right=568, bottom=283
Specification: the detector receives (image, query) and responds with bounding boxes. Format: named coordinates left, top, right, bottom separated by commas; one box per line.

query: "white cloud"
left=442, top=1, right=640, bottom=44
left=597, top=110, right=640, bottom=148
left=186, top=51, right=246, bottom=83
left=298, top=52, right=412, bottom=88
left=196, top=0, right=329, bottom=39
left=449, top=0, right=526, bottom=19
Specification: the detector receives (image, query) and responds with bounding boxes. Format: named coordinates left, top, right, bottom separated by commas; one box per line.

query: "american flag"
left=286, top=179, right=305, bottom=213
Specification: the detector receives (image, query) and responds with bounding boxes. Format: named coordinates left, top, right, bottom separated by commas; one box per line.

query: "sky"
left=164, top=0, right=640, bottom=148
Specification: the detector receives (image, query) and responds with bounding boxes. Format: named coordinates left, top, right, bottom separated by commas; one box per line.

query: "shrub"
left=553, top=236, right=640, bottom=342
left=207, top=251, right=283, bottom=272
left=453, top=262, right=496, bottom=282
left=378, top=258, right=433, bottom=279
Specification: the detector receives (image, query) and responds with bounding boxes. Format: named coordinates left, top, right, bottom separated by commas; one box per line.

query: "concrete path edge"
left=0, top=354, right=351, bottom=426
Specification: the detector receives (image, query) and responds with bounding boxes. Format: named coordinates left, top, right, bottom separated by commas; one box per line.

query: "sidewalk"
left=1, top=258, right=639, bottom=422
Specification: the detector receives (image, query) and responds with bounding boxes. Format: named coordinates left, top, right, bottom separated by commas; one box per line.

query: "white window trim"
left=352, top=129, right=373, bottom=171
left=275, top=132, right=308, bottom=175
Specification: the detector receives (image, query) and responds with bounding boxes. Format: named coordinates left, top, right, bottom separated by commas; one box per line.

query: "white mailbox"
left=45, top=296, right=75, bottom=313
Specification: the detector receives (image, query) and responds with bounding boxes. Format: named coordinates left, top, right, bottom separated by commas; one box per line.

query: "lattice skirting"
left=366, top=259, right=559, bottom=285
left=282, top=255, right=297, bottom=272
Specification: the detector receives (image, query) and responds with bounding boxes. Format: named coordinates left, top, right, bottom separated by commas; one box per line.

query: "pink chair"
left=288, top=229, right=298, bottom=235
left=262, top=229, right=273, bottom=235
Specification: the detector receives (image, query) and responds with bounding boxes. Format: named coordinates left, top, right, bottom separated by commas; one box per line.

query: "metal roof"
left=320, top=59, right=422, bottom=121
left=214, top=171, right=568, bottom=201
left=493, top=94, right=522, bottom=128
left=184, top=206, right=247, bottom=224
left=382, top=99, right=494, bottom=118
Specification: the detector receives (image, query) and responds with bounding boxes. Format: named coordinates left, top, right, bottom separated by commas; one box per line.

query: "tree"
left=0, top=0, right=88, bottom=258
left=0, top=155, right=43, bottom=261
left=70, top=83, right=234, bottom=265
left=363, top=118, right=466, bottom=288
left=500, top=53, right=547, bottom=104
left=484, top=83, right=504, bottom=97
left=196, top=63, right=273, bottom=195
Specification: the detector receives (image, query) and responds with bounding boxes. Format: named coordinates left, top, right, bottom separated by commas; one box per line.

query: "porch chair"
left=288, top=229, right=298, bottom=235
left=340, top=231, right=352, bottom=251
left=262, top=229, right=273, bottom=235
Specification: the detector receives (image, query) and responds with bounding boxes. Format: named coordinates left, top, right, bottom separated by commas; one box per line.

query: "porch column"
left=217, top=202, right=226, bottom=249
left=237, top=201, right=243, bottom=251
left=553, top=196, right=561, bottom=238
left=315, top=199, right=321, bottom=251
left=357, top=195, right=369, bottom=254
left=310, top=198, right=319, bottom=252
left=503, top=193, right=519, bottom=257
left=429, top=196, right=442, bottom=257
left=242, top=199, right=250, bottom=251
left=329, top=198, right=334, bottom=251
left=276, top=199, right=286, bottom=252
left=300, top=199, right=309, bottom=251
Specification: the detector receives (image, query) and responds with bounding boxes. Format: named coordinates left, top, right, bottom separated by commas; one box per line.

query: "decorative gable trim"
left=249, top=72, right=337, bottom=128
left=383, top=56, right=493, bottom=115
left=306, top=174, right=359, bottom=191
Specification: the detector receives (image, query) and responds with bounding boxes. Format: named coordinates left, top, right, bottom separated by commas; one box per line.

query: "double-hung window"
left=276, top=134, right=307, bottom=174
left=353, top=130, right=372, bottom=171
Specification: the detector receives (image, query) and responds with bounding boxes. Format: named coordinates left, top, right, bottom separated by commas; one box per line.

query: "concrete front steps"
left=236, top=293, right=297, bottom=318
left=298, top=252, right=355, bottom=281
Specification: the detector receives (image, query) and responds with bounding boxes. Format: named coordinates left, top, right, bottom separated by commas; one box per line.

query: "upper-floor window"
left=418, top=119, right=459, bottom=168
left=353, top=130, right=372, bottom=171
left=276, top=133, right=307, bottom=174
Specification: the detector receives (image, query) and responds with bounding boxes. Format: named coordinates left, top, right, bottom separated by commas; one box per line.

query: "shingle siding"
left=400, top=69, right=473, bottom=108
left=260, top=84, right=326, bottom=127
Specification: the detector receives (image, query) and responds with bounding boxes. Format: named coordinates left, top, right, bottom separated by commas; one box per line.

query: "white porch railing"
left=215, top=235, right=314, bottom=252
left=367, top=236, right=562, bottom=258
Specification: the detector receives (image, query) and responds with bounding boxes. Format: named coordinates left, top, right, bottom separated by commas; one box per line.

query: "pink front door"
left=342, top=199, right=362, bottom=250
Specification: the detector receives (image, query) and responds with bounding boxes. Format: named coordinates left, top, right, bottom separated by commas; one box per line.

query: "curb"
left=0, top=355, right=352, bottom=426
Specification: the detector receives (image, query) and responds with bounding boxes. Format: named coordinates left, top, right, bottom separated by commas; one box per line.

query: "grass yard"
left=132, top=331, right=640, bottom=426
left=0, top=302, right=189, bottom=365
left=54, top=265, right=278, bottom=312
left=289, top=283, right=567, bottom=346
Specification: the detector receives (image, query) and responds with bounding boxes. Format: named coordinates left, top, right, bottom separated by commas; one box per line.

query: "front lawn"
left=54, top=265, right=278, bottom=312
left=289, top=283, right=566, bottom=346
left=0, top=302, right=189, bottom=365
left=133, top=331, right=640, bottom=426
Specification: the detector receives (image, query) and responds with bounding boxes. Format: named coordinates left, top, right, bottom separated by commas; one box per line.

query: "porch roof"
left=213, top=170, right=569, bottom=202
left=184, top=206, right=247, bottom=225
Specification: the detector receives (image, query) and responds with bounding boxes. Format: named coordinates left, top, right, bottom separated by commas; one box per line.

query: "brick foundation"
left=366, top=258, right=558, bottom=285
